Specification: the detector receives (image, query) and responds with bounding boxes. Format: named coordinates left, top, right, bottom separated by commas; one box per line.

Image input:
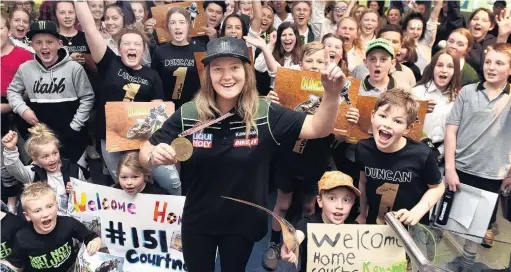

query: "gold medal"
left=171, top=137, right=193, bottom=161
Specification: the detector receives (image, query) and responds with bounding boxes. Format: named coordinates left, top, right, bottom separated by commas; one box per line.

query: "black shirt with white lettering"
left=6, top=216, right=98, bottom=272
left=0, top=213, right=26, bottom=260
left=148, top=100, right=307, bottom=241
left=296, top=213, right=357, bottom=272
left=59, top=31, right=90, bottom=54
left=355, top=138, right=442, bottom=224
left=151, top=42, right=202, bottom=109
left=96, top=47, right=165, bottom=139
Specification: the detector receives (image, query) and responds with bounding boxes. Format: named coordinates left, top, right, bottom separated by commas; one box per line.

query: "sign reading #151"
left=69, top=180, right=186, bottom=272
left=307, top=224, right=406, bottom=272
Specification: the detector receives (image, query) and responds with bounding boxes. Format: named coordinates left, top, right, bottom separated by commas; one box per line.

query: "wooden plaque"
left=151, top=2, right=206, bottom=44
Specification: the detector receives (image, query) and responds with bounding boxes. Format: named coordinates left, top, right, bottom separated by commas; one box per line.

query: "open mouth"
left=332, top=212, right=345, bottom=221
left=283, top=41, right=294, bottom=50
left=261, top=20, right=268, bottom=26
left=438, top=74, right=448, bottom=80
left=64, top=20, right=73, bottom=25
left=374, top=69, right=381, bottom=76
left=221, top=83, right=236, bottom=88
left=208, top=18, right=217, bottom=26
left=329, top=51, right=336, bottom=61
left=473, top=25, right=482, bottom=31
left=127, top=52, right=137, bottom=61
left=41, top=51, right=51, bottom=58
left=342, top=35, right=350, bottom=43
left=174, top=31, right=183, bottom=37
left=486, top=72, right=496, bottom=77
left=378, top=129, right=392, bottom=142
left=42, top=219, right=52, bottom=227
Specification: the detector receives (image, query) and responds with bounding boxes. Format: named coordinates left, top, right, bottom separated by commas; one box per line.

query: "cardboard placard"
left=151, top=2, right=206, bottom=44
left=105, top=102, right=175, bottom=152
left=307, top=224, right=406, bottom=272
left=74, top=244, right=124, bottom=272
left=193, top=49, right=255, bottom=78
left=274, top=67, right=360, bottom=136
left=346, top=97, right=427, bottom=144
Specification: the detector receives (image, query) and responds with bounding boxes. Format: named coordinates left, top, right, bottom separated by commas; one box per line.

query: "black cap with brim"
left=27, top=21, right=60, bottom=40
left=201, top=37, right=251, bottom=65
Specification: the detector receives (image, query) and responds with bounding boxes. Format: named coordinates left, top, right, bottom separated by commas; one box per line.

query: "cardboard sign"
left=151, top=2, right=206, bottom=44
left=69, top=180, right=186, bottom=272
left=307, top=224, right=406, bottom=272
left=193, top=49, right=255, bottom=78
left=274, top=67, right=361, bottom=136
left=105, top=102, right=175, bottom=152
left=346, top=97, right=427, bottom=144
left=74, top=244, right=124, bottom=272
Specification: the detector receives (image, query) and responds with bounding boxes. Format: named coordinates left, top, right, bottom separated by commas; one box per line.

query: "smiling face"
left=55, top=2, right=76, bottom=29
left=360, top=12, right=378, bottom=36
left=323, top=36, right=343, bottom=64
left=24, top=193, right=58, bottom=234
left=9, top=10, right=30, bottom=39
left=301, top=49, right=326, bottom=72
left=168, top=12, right=189, bottom=44
left=118, top=166, right=146, bottom=195
left=88, top=1, right=105, bottom=21
left=261, top=7, right=274, bottom=32
left=119, top=33, right=144, bottom=69
left=292, top=2, right=311, bottom=28
left=31, top=34, right=62, bottom=68
left=210, top=57, right=246, bottom=103
left=271, top=1, right=287, bottom=14
left=318, top=187, right=355, bottom=224
left=280, top=27, right=297, bottom=53
left=446, top=32, right=469, bottom=57
left=131, top=2, right=145, bottom=24
left=224, top=16, right=243, bottom=39
left=337, top=18, right=357, bottom=46
left=406, top=19, right=423, bottom=41
left=433, top=53, right=455, bottom=91
left=470, top=10, right=493, bottom=41
left=369, top=1, right=379, bottom=11
left=205, top=3, right=223, bottom=28
left=104, top=7, right=123, bottom=37
left=364, top=49, right=394, bottom=82
left=32, top=142, right=61, bottom=172
left=332, top=2, right=348, bottom=23
left=239, top=1, right=252, bottom=16
left=483, top=50, right=511, bottom=84
left=387, top=9, right=401, bottom=25
left=371, top=104, right=410, bottom=152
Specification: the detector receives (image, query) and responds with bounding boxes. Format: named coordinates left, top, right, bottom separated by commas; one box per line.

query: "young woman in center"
left=139, top=36, right=346, bottom=272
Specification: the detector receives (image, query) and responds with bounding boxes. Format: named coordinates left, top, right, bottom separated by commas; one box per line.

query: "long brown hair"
left=195, top=62, right=259, bottom=139
left=273, top=22, right=301, bottom=66
left=448, top=28, right=474, bottom=56
left=417, top=49, right=461, bottom=102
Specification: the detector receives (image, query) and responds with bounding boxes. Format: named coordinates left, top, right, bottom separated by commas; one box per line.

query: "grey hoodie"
left=7, top=48, right=94, bottom=132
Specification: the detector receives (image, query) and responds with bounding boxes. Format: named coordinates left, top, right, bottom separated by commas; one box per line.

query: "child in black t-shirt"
left=280, top=171, right=360, bottom=272
left=0, top=209, right=25, bottom=260
left=1, top=183, right=101, bottom=272
left=355, top=88, right=444, bottom=226
left=112, top=151, right=168, bottom=195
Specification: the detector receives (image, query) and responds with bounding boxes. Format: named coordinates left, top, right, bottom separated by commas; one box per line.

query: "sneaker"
left=481, top=229, right=495, bottom=248
left=86, top=145, right=101, bottom=160
left=262, top=242, right=281, bottom=271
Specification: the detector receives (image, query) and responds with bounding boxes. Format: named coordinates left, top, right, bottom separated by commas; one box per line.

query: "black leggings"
left=182, top=230, right=254, bottom=272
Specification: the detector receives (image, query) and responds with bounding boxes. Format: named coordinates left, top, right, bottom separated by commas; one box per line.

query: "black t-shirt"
left=113, top=182, right=169, bottom=195
left=151, top=43, right=202, bottom=109
left=96, top=47, right=165, bottom=139
left=6, top=216, right=98, bottom=272
left=0, top=213, right=26, bottom=260
left=148, top=100, right=307, bottom=241
left=296, top=213, right=357, bottom=272
left=60, top=31, right=90, bottom=54
left=355, top=138, right=442, bottom=224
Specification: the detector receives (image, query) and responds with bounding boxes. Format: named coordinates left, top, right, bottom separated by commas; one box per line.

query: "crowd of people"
left=0, top=0, right=510, bottom=271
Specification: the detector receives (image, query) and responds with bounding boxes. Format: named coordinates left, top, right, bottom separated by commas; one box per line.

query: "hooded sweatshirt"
left=6, top=48, right=94, bottom=133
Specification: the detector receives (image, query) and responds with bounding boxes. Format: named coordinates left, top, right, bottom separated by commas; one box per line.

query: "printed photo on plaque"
left=151, top=2, right=206, bottom=44
left=346, top=96, right=428, bottom=144
left=74, top=244, right=124, bottom=272
left=274, top=67, right=360, bottom=136
left=105, top=102, right=175, bottom=152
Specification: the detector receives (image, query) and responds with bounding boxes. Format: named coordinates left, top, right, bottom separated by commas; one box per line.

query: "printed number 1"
left=172, top=67, right=187, bottom=99
left=376, top=183, right=399, bottom=224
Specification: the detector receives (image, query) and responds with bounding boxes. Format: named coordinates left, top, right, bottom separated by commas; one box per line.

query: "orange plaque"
left=151, top=2, right=206, bottom=44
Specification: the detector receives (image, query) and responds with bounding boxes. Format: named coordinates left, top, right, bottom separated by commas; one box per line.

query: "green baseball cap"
left=365, top=38, right=395, bottom=59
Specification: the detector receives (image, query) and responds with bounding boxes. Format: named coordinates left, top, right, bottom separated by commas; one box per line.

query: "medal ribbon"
left=178, top=112, right=234, bottom=138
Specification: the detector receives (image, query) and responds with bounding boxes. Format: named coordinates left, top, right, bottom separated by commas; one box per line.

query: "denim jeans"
left=101, top=140, right=181, bottom=195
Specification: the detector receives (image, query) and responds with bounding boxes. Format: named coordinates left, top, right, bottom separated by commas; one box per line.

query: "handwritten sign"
left=69, top=180, right=186, bottom=272
left=74, top=244, right=124, bottom=272
left=274, top=67, right=360, bottom=136
left=151, top=2, right=206, bottom=44
left=105, top=102, right=175, bottom=152
left=346, top=97, right=427, bottom=144
left=307, top=224, right=406, bottom=272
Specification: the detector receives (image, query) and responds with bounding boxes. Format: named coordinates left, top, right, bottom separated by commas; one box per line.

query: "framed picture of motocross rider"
left=105, top=102, right=175, bottom=152
left=151, top=2, right=206, bottom=44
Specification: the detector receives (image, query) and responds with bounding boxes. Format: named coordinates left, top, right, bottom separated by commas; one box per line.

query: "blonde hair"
left=21, top=182, right=56, bottom=209
left=301, top=42, right=325, bottom=61
left=338, top=17, right=364, bottom=53
left=195, top=62, right=259, bottom=139
left=25, top=123, right=60, bottom=159
left=117, top=151, right=152, bottom=183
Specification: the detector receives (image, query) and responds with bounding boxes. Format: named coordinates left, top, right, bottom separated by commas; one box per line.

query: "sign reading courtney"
left=69, top=180, right=186, bottom=271
left=307, top=224, right=406, bottom=272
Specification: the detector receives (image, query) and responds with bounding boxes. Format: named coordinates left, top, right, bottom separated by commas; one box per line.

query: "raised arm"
left=424, top=0, right=442, bottom=47
left=311, top=0, right=327, bottom=41
left=74, top=1, right=107, bottom=63
left=250, top=0, right=262, bottom=35
left=245, top=35, right=278, bottom=73
left=430, top=0, right=443, bottom=22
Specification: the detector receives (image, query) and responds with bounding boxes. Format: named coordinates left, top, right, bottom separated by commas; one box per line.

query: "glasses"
left=15, top=2, right=31, bottom=7
left=334, top=7, right=348, bottom=12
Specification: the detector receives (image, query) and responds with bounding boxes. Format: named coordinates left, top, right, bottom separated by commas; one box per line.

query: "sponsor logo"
left=192, top=132, right=213, bottom=148
left=233, top=138, right=258, bottom=147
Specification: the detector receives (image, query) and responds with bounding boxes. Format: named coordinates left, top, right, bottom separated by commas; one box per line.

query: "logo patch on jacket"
left=233, top=138, right=258, bottom=147
left=192, top=132, right=213, bottom=148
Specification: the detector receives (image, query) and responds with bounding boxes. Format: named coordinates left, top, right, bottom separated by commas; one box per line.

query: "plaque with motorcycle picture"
left=105, top=102, right=175, bottom=152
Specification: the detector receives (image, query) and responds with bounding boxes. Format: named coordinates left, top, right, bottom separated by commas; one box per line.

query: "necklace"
left=62, top=35, right=73, bottom=46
